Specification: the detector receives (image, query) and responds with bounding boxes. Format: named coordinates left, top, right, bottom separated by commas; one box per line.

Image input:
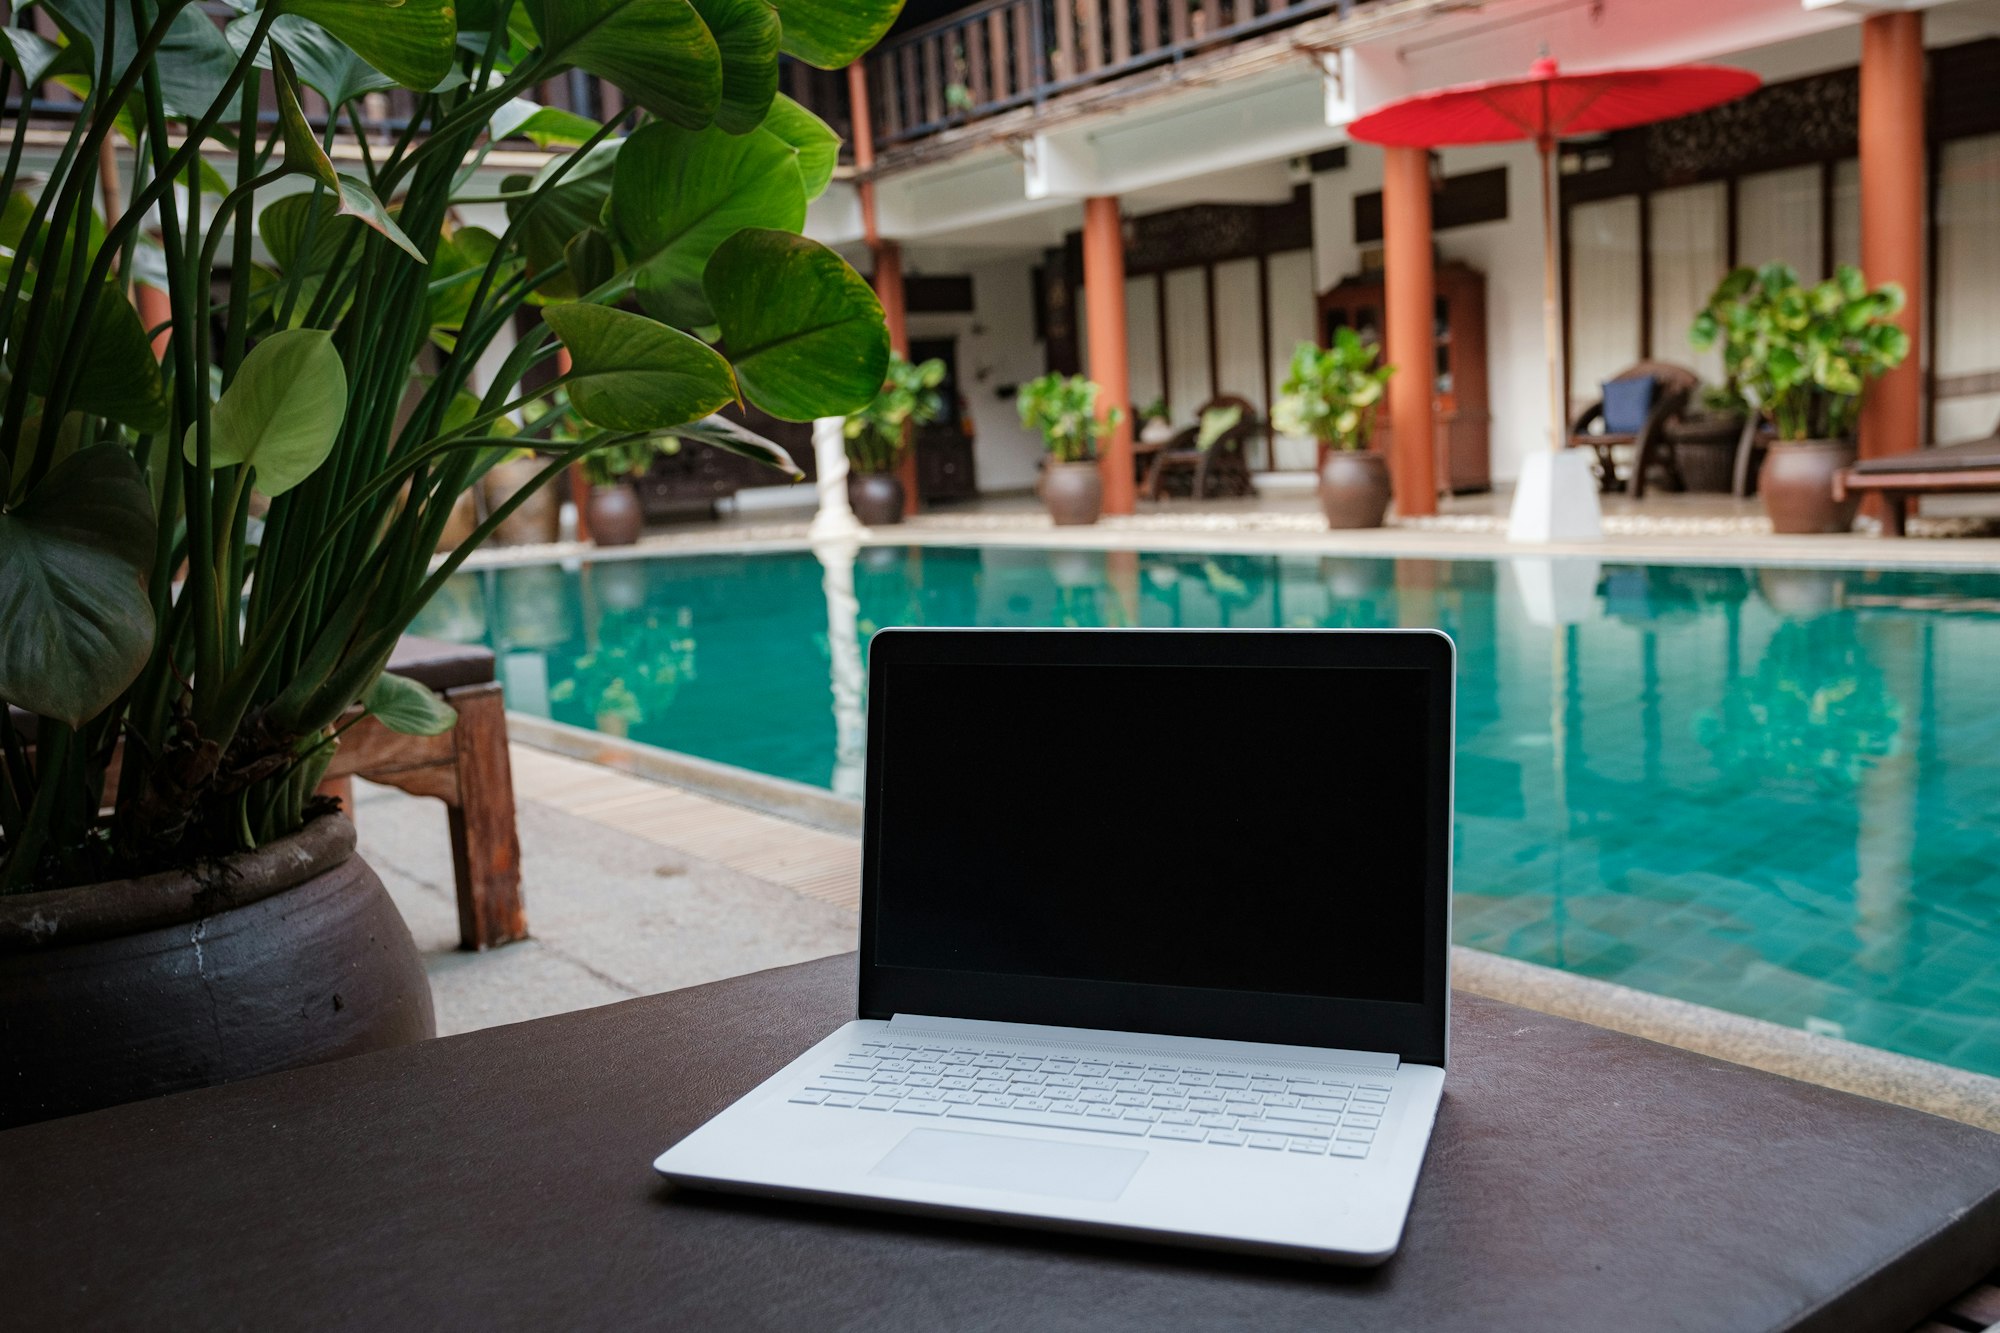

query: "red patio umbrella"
left=1347, top=58, right=1761, bottom=452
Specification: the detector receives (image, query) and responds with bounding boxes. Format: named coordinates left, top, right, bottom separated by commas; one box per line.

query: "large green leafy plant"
left=0, top=0, right=902, bottom=892
left=1690, top=262, right=1909, bottom=442
left=1016, top=371, right=1118, bottom=464
left=843, top=352, right=943, bottom=475
left=1271, top=329, right=1392, bottom=452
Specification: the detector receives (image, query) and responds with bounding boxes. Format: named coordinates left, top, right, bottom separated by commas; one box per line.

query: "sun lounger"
left=1834, top=434, right=2000, bottom=536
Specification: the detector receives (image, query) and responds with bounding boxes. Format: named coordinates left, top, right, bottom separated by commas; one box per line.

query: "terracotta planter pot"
left=847, top=472, right=906, bottom=526
left=0, top=817, right=433, bottom=1129
left=586, top=483, right=644, bottom=547
left=1759, top=440, right=1859, bottom=534
left=1043, top=461, right=1103, bottom=526
left=485, top=456, right=563, bottom=546
left=1318, top=449, right=1392, bottom=529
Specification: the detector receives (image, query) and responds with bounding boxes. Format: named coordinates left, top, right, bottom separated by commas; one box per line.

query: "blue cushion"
left=1600, top=376, right=1658, bottom=435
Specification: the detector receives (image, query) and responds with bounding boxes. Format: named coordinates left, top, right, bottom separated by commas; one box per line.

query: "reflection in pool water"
left=411, top=547, right=2000, bottom=1079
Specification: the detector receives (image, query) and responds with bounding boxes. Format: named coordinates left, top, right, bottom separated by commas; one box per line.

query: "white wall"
left=1311, top=140, right=1552, bottom=485
left=907, top=256, right=1047, bottom=494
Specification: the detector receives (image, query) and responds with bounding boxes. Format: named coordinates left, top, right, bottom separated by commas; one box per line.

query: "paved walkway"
left=359, top=741, right=2000, bottom=1131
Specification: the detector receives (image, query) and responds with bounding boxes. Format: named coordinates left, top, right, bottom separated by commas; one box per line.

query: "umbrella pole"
left=1540, top=136, right=1564, bottom=453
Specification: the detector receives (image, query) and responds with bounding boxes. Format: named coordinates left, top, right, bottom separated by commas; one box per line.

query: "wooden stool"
left=323, top=637, right=527, bottom=951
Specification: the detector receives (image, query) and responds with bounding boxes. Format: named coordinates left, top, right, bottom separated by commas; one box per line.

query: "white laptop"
left=655, top=627, right=1455, bottom=1265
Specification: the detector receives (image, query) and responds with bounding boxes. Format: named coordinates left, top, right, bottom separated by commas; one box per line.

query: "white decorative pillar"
left=809, top=416, right=868, bottom=543
left=814, top=536, right=868, bottom=801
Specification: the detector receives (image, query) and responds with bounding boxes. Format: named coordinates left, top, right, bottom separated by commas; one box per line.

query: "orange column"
left=849, top=59, right=917, bottom=517
left=1382, top=147, right=1437, bottom=517
left=135, top=283, right=172, bottom=358
left=1858, top=11, right=1924, bottom=464
left=1082, top=196, right=1135, bottom=515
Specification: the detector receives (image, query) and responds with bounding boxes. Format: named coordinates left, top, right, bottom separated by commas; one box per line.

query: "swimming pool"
left=411, top=545, right=2000, bottom=1079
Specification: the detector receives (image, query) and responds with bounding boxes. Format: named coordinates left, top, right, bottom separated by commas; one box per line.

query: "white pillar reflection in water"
left=809, top=416, right=867, bottom=543
left=815, top=536, right=868, bottom=800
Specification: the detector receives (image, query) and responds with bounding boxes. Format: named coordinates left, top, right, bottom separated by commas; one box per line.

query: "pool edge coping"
left=507, top=716, right=2000, bottom=1136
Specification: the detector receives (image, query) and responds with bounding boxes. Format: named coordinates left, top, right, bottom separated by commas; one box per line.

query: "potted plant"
left=0, top=1, right=898, bottom=1127
left=1272, top=331, right=1396, bottom=528
left=843, top=353, right=946, bottom=525
left=1692, top=263, right=1910, bottom=533
left=1018, top=372, right=1121, bottom=525
left=578, top=439, right=674, bottom=547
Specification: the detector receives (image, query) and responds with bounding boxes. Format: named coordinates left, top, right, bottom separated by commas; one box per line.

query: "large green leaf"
left=226, top=14, right=400, bottom=108
left=258, top=191, right=364, bottom=274
left=528, top=0, right=721, bottom=129
left=15, top=285, right=172, bottom=434
left=759, top=94, right=837, bottom=199
left=770, top=0, right=901, bottom=69
left=688, top=0, right=780, bottom=134
left=610, top=121, right=804, bottom=328
left=543, top=303, right=737, bottom=432
left=278, top=0, right=456, bottom=92
left=703, top=229, right=887, bottom=421
left=363, top=671, right=458, bottom=735
left=489, top=97, right=602, bottom=147
left=187, top=329, right=349, bottom=495
left=0, top=445, right=157, bottom=728
left=268, top=56, right=428, bottom=264
left=42, top=0, right=238, bottom=119
left=0, top=27, right=86, bottom=85
left=504, top=140, right=621, bottom=299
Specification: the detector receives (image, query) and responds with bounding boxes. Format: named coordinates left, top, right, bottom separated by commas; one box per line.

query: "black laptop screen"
left=872, top=660, right=1433, bottom=1007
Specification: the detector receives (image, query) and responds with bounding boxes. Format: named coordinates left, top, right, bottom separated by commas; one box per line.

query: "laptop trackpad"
left=871, top=1129, right=1146, bottom=1202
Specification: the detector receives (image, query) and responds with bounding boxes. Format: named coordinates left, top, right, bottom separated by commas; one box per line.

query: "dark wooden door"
left=909, top=336, right=979, bottom=503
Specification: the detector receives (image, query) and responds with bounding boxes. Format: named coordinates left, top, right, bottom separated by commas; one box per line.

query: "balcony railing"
left=861, top=0, right=1355, bottom=147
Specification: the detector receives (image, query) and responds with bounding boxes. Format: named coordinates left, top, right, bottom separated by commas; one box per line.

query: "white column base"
left=807, top=416, right=870, bottom=544
left=1507, top=450, right=1604, bottom=544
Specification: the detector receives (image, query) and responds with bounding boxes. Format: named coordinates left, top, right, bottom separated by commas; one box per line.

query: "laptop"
left=655, top=627, right=1455, bottom=1265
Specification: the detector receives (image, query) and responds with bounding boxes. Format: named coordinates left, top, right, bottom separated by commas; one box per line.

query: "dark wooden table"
left=4, top=954, right=1997, bottom=1332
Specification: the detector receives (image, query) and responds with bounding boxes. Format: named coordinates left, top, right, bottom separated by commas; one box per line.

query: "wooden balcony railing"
left=862, top=0, right=1356, bottom=147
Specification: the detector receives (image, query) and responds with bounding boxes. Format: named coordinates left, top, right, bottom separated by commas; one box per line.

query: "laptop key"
left=1246, top=1133, right=1287, bottom=1150
left=946, top=1105, right=1144, bottom=1136
left=1160, top=1111, right=1201, bottom=1126
left=1300, top=1096, right=1346, bottom=1111
left=1287, top=1138, right=1327, bottom=1155
left=1151, top=1124, right=1206, bottom=1142
left=1352, top=1088, right=1390, bottom=1104
left=1261, top=1107, right=1340, bottom=1126
left=894, top=1101, right=948, bottom=1117
left=1336, top=1128, right=1375, bottom=1143
left=1208, top=1131, right=1248, bottom=1147
left=789, top=1091, right=828, bottom=1105
left=859, top=1097, right=899, bottom=1112
left=1329, top=1141, right=1369, bottom=1159
left=825, top=1092, right=866, bottom=1108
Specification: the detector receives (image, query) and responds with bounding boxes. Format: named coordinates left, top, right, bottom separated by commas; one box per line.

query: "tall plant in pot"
left=1273, top=330, right=1395, bottom=529
left=578, top=438, right=676, bottom=547
left=0, top=0, right=899, bottom=1127
left=1691, top=263, right=1909, bottom=533
left=843, top=353, right=945, bottom=525
left=1019, top=372, right=1120, bottom=526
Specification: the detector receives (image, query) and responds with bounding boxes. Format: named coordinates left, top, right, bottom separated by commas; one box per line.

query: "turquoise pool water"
left=411, top=546, right=2000, bottom=1079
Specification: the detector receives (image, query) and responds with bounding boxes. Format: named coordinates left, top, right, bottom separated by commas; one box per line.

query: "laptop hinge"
left=884, top=1014, right=1401, bottom=1073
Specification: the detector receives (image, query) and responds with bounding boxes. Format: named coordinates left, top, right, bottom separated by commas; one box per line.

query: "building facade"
left=794, top=0, right=2000, bottom=515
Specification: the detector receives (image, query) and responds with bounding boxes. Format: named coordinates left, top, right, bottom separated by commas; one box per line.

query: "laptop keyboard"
left=788, top=1037, right=1390, bottom=1159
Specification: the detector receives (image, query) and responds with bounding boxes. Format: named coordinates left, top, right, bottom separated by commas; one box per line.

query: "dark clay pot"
left=0, top=817, right=434, bottom=1129
left=1759, top=440, right=1859, bottom=534
left=586, top=483, right=644, bottom=547
left=1043, top=461, right=1103, bottom=526
left=848, top=472, right=906, bottom=526
left=1318, top=449, right=1392, bottom=529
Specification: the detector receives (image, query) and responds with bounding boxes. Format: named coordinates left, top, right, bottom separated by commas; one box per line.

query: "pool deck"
left=451, top=488, right=2000, bottom=573
left=360, top=733, right=2000, bottom=1136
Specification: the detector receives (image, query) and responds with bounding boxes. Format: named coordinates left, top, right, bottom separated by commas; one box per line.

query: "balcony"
left=845, top=0, right=1360, bottom=154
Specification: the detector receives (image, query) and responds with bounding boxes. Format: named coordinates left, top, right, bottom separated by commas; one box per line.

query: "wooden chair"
left=1566, top=362, right=1700, bottom=496
left=321, top=636, right=527, bottom=951
left=1834, top=421, right=2000, bottom=536
left=1141, top=394, right=1264, bottom=501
